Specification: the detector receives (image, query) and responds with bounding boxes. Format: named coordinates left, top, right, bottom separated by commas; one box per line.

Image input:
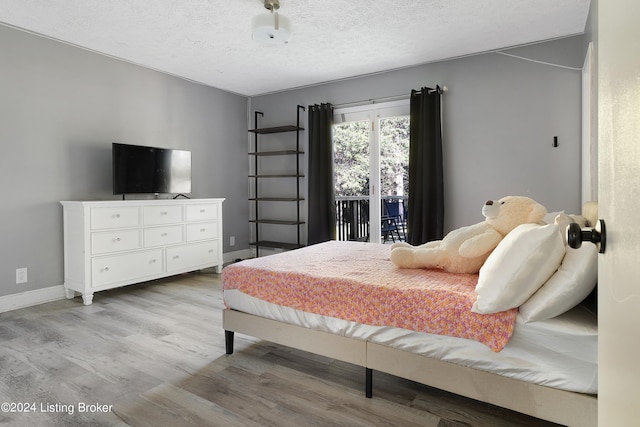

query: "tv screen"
left=112, top=143, right=192, bottom=195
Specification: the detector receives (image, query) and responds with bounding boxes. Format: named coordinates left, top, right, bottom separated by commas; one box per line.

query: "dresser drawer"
left=186, top=204, right=219, bottom=222
left=143, top=205, right=183, bottom=225
left=91, top=207, right=140, bottom=230
left=186, top=222, right=219, bottom=241
left=144, top=225, right=184, bottom=247
left=166, top=242, right=219, bottom=272
left=91, top=249, right=163, bottom=287
left=91, top=229, right=142, bottom=255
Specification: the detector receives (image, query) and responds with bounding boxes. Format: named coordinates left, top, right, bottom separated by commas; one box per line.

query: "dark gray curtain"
left=308, top=103, right=336, bottom=244
left=407, top=87, right=444, bottom=245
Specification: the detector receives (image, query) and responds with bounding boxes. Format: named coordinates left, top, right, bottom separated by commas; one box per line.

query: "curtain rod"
left=334, top=86, right=447, bottom=109
left=414, top=85, right=449, bottom=95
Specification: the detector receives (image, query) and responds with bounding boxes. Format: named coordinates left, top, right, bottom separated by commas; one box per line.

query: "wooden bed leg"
left=365, top=368, right=372, bottom=398
left=225, top=330, right=234, bottom=354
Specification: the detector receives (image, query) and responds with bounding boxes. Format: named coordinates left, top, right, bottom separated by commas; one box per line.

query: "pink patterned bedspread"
left=222, top=241, right=517, bottom=351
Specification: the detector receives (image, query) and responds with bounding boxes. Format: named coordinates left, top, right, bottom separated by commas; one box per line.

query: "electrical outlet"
left=230, top=236, right=236, bottom=246
left=16, top=268, right=28, bottom=284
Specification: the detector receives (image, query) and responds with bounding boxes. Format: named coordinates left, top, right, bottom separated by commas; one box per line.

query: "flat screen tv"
left=112, top=143, right=192, bottom=195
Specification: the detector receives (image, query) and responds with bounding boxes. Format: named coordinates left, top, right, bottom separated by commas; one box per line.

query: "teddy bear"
left=389, top=196, right=547, bottom=273
left=552, top=212, right=587, bottom=245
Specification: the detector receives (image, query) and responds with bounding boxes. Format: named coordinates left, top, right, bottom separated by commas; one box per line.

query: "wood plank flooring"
left=0, top=272, right=561, bottom=426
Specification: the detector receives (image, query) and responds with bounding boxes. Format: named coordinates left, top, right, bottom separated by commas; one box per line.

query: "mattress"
left=223, top=241, right=517, bottom=351
left=222, top=242, right=597, bottom=394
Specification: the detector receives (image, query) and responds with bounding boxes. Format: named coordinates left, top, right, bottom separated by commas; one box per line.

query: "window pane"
left=380, top=116, right=409, bottom=197
left=333, top=121, right=370, bottom=197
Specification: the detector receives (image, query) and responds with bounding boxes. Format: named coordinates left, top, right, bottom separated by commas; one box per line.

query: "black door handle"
left=567, top=219, right=606, bottom=254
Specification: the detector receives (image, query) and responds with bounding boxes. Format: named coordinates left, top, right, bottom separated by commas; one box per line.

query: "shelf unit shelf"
left=249, top=174, right=304, bottom=178
left=249, top=240, right=303, bottom=251
left=249, top=105, right=306, bottom=256
left=249, top=150, right=304, bottom=156
left=249, top=125, right=303, bottom=134
left=250, top=219, right=306, bottom=225
left=249, top=197, right=305, bottom=202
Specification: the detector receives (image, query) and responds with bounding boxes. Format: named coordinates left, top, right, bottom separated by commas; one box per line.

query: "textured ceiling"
left=0, top=0, right=590, bottom=96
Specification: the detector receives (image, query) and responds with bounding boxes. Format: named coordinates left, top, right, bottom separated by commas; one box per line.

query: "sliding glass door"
left=333, top=100, right=409, bottom=243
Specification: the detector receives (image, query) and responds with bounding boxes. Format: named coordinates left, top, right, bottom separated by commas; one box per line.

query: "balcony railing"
left=335, top=196, right=370, bottom=242
left=335, top=195, right=407, bottom=243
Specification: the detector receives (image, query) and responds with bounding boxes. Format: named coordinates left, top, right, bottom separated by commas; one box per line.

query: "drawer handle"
left=200, top=209, right=205, bottom=213
left=200, top=228, right=206, bottom=232
left=173, top=255, right=180, bottom=260
left=114, top=237, right=121, bottom=242
left=150, top=259, right=157, bottom=264
left=161, top=211, right=167, bottom=216
left=161, top=233, right=168, bottom=237
left=208, top=249, right=214, bottom=253
left=103, top=267, right=110, bottom=272
left=113, top=214, right=121, bottom=219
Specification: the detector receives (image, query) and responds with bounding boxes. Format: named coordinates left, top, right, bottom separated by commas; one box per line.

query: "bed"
left=222, top=230, right=598, bottom=426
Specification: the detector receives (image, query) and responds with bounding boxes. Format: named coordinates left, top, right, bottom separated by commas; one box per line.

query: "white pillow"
left=544, top=210, right=564, bottom=224
left=519, top=244, right=597, bottom=323
left=472, top=223, right=565, bottom=314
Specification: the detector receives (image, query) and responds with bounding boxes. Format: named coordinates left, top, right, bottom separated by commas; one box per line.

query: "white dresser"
left=61, top=198, right=224, bottom=305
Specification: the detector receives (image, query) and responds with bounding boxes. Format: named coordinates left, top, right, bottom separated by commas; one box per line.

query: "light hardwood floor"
left=0, top=271, right=560, bottom=426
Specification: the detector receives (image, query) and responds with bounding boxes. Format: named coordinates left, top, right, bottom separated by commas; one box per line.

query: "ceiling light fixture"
left=252, top=0, right=291, bottom=44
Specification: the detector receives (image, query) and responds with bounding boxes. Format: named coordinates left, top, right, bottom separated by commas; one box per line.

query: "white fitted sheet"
left=224, top=289, right=597, bottom=394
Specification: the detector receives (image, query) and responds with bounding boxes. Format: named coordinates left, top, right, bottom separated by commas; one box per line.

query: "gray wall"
left=0, top=23, right=588, bottom=297
left=0, top=25, right=249, bottom=297
left=251, top=36, right=588, bottom=243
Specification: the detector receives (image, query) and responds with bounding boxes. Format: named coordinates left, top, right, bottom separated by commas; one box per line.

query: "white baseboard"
left=224, top=249, right=252, bottom=264
left=0, top=250, right=252, bottom=314
left=0, top=285, right=67, bottom=314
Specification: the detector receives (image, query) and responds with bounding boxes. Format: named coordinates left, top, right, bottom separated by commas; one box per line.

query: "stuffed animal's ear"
left=528, top=202, right=547, bottom=223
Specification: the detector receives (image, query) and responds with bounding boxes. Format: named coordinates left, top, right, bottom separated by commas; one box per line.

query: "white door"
left=333, top=100, right=409, bottom=243
left=598, top=0, right=640, bottom=423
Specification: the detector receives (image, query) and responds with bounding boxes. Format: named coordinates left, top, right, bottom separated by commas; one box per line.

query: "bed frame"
left=224, top=308, right=597, bottom=427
